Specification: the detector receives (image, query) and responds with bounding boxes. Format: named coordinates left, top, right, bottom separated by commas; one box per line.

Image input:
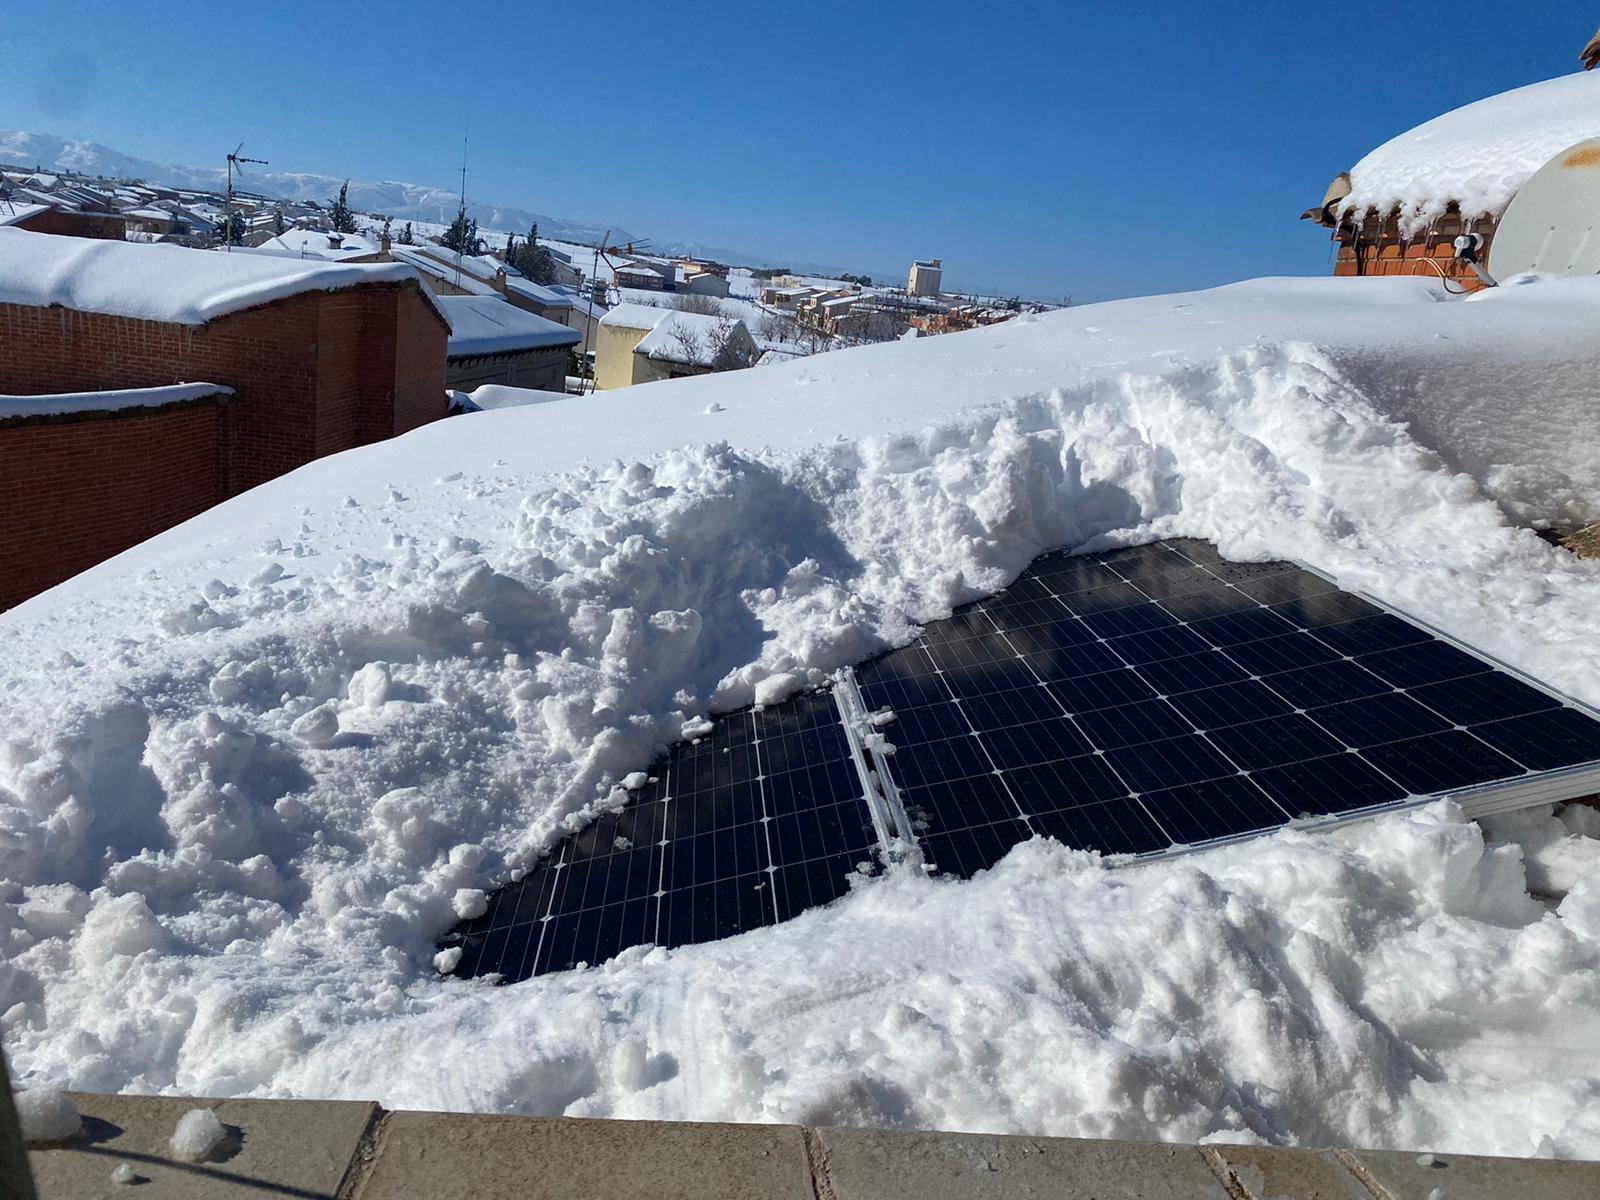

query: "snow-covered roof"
left=255, top=228, right=380, bottom=261
left=505, top=277, right=575, bottom=308
left=0, top=382, right=234, bottom=421
left=453, top=383, right=573, bottom=412
left=1341, top=70, right=1600, bottom=234
left=599, top=303, right=749, bottom=367
left=0, top=202, right=49, bottom=227
left=0, top=226, right=443, bottom=326
left=439, top=294, right=581, bottom=357
left=388, top=246, right=501, bottom=296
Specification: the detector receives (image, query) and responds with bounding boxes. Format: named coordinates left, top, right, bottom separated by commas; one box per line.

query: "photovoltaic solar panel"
left=445, top=538, right=1600, bottom=980
left=855, top=538, right=1600, bottom=877
left=448, top=688, right=879, bottom=981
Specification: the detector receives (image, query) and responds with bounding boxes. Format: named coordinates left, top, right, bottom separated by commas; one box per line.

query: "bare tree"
left=669, top=316, right=753, bottom=373
left=672, top=293, right=727, bottom=317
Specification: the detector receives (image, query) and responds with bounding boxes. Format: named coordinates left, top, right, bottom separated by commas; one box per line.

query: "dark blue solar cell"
left=887, top=702, right=970, bottom=746
left=1248, top=750, right=1409, bottom=818
left=1206, top=715, right=1344, bottom=770
left=1157, top=587, right=1262, bottom=622
left=1312, top=613, right=1432, bottom=657
left=1167, top=680, right=1294, bottom=730
left=1074, top=698, right=1195, bottom=750
left=1004, top=756, right=1130, bottom=808
left=1410, top=672, right=1560, bottom=726
left=1268, top=590, right=1383, bottom=630
left=1263, top=659, right=1392, bottom=709
left=1030, top=639, right=1126, bottom=678
left=957, top=683, right=1069, bottom=731
left=893, top=730, right=992, bottom=788
left=1062, top=581, right=1154, bottom=615
left=981, top=717, right=1093, bottom=767
left=1203, top=559, right=1298, bottom=586
left=1029, top=557, right=1127, bottom=595
left=1106, top=733, right=1236, bottom=792
left=1355, top=641, right=1491, bottom=689
left=1232, top=570, right=1339, bottom=607
left=1050, top=667, right=1159, bottom=713
left=1470, top=708, right=1600, bottom=772
left=1225, top=631, right=1344, bottom=677
left=1360, top=731, right=1523, bottom=794
left=1080, top=602, right=1182, bottom=641
left=1187, top=606, right=1301, bottom=647
left=1106, top=624, right=1214, bottom=666
left=1306, top=693, right=1451, bottom=748
left=1031, top=797, right=1170, bottom=855
left=1141, top=776, right=1289, bottom=844
left=1136, top=649, right=1252, bottom=695
left=907, top=773, right=1025, bottom=832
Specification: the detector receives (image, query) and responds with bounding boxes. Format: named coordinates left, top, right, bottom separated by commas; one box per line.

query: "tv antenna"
left=454, top=123, right=469, bottom=287
left=224, top=143, right=267, bottom=251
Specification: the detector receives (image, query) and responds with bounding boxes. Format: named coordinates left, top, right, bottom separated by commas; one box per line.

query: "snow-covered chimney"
left=327, top=233, right=344, bottom=250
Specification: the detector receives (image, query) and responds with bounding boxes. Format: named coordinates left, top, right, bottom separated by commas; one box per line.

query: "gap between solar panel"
left=442, top=537, right=1600, bottom=983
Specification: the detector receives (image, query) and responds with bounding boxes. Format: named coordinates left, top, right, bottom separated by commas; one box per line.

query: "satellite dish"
left=1488, top=137, right=1600, bottom=278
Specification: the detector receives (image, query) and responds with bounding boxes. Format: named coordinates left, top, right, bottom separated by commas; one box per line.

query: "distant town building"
left=908, top=258, right=943, bottom=297
left=0, top=228, right=448, bottom=610
left=595, top=303, right=757, bottom=389
left=612, top=260, right=673, bottom=291
left=439, top=295, right=581, bottom=392
left=680, top=271, right=731, bottom=298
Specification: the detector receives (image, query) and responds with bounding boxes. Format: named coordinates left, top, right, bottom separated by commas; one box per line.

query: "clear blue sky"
left=0, top=1, right=1593, bottom=300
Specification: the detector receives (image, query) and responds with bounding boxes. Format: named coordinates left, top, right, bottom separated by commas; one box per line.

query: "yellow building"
left=596, top=303, right=757, bottom=389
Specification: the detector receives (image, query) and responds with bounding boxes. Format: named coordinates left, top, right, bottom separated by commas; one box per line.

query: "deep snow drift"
left=4, top=275, right=1600, bottom=1157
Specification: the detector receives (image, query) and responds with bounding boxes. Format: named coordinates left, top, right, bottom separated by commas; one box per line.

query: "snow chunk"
left=169, top=1107, right=227, bottom=1162
left=110, top=1162, right=140, bottom=1185
left=290, top=703, right=340, bottom=746
left=15, top=1086, right=80, bottom=1143
left=621, top=771, right=650, bottom=791
left=434, top=947, right=463, bottom=974
left=452, top=889, right=488, bottom=920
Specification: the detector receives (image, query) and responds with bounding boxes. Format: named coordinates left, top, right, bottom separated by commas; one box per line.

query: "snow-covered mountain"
left=0, top=129, right=633, bottom=248
left=0, top=129, right=916, bottom=285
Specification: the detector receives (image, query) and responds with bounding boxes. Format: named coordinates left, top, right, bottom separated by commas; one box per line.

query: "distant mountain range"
left=0, top=129, right=907, bottom=283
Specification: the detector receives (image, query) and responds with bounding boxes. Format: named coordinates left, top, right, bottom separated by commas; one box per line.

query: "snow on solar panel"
left=444, top=538, right=1600, bottom=981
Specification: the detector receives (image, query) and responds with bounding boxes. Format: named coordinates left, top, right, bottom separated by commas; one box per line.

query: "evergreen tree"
left=398, top=221, right=414, bottom=245
left=218, top=210, right=246, bottom=246
left=329, top=180, right=358, bottom=233
left=507, top=221, right=557, bottom=284
left=442, top=206, right=481, bottom=255
left=272, top=205, right=287, bottom=236
left=381, top=215, right=393, bottom=243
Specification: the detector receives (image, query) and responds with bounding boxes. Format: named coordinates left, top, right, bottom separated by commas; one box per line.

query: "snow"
left=0, top=202, right=50, bottom=226
left=456, top=385, right=573, bottom=412
left=0, top=383, right=234, bottom=421
left=4, top=274, right=1600, bottom=1155
left=439, top=295, right=582, bottom=357
left=14, top=1085, right=80, bottom=1142
left=0, top=226, right=438, bottom=326
left=245, top=228, right=381, bottom=262
left=1342, top=70, right=1600, bottom=235
left=169, top=1107, right=227, bottom=1162
left=385, top=246, right=501, bottom=297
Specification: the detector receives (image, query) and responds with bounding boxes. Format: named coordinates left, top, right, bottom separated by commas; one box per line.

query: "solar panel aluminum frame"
left=850, top=551, right=1600, bottom=870
left=833, top=668, right=918, bottom=857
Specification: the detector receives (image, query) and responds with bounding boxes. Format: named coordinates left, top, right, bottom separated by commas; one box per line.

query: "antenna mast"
left=224, top=143, right=268, bottom=252
left=454, top=123, right=469, bottom=287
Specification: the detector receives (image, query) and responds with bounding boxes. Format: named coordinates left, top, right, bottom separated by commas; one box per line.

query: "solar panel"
left=855, top=538, right=1600, bottom=876
left=445, top=538, right=1600, bottom=979
left=448, top=688, right=879, bottom=982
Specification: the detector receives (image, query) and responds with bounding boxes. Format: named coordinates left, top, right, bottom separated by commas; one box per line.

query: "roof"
left=505, top=277, right=575, bottom=308
left=454, top=384, right=573, bottom=412
left=0, top=202, right=49, bottom=227
left=388, top=246, right=501, bottom=296
left=0, top=226, right=444, bottom=327
left=439, top=295, right=582, bottom=357
left=1340, top=70, right=1600, bottom=234
left=599, top=303, right=751, bottom=367
left=0, top=382, right=234, bottom=422
left=256, top=228, right=380, bottom=261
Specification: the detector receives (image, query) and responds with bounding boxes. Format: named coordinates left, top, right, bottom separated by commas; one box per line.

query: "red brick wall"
left=0, top=398, right=227, bottom=610
left=14, top=209, right=128, bottom=240
left=1331, top=216, right=1490, bottom=291
left=0, top=282, right=447, bottom=491
left=0, top=280, right=447, bottom=610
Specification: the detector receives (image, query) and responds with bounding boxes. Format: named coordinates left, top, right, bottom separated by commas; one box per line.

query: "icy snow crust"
left=0, top=226, right=441, bottom=326
left=1342, top=70, right=1600, bottom=236
left=6, top=276, right=1600, bottom=1155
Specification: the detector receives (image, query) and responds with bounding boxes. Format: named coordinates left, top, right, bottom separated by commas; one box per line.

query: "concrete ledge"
left=23, top=1093, right=1600, bottom=1199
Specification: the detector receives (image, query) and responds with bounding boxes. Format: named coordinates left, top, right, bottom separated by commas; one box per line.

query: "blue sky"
left=0, top=1, right=1593, bottom=299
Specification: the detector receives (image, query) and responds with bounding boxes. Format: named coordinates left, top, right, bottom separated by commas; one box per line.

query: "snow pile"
left=0, top=383, right=233, bottom=421
left=169, top=1107, right=227, bottom=1162
left=455, top=385, right=572, bottom=412
left=2, top=276, right=1600, bottom=1154
left=15, top=1085, right=80, bottom=1143
left=0, top=226, right=437, bottom=326
left=439, top=295, right=581, bottom=357
left=1342, top=70, right=1600, bottom=235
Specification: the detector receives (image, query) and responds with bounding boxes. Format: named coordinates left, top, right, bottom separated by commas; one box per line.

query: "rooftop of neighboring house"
left=599, top=302, right=750, bottom=367
left=439, top=294, right=582, bottom=357
left=387, top=245, right=501, bottom=296
left=0, top=225, right=444, bottom=326
left=244, top=227, right=382, bottom=262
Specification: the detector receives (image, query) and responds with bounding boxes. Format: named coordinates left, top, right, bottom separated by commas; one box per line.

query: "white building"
left=908, top=258, right=943, bottom=297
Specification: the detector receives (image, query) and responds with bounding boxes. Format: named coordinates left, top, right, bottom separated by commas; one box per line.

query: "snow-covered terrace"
left=5, top=273, right=1600, bottom=1157
left=438, top=294, right=581, bottom=357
